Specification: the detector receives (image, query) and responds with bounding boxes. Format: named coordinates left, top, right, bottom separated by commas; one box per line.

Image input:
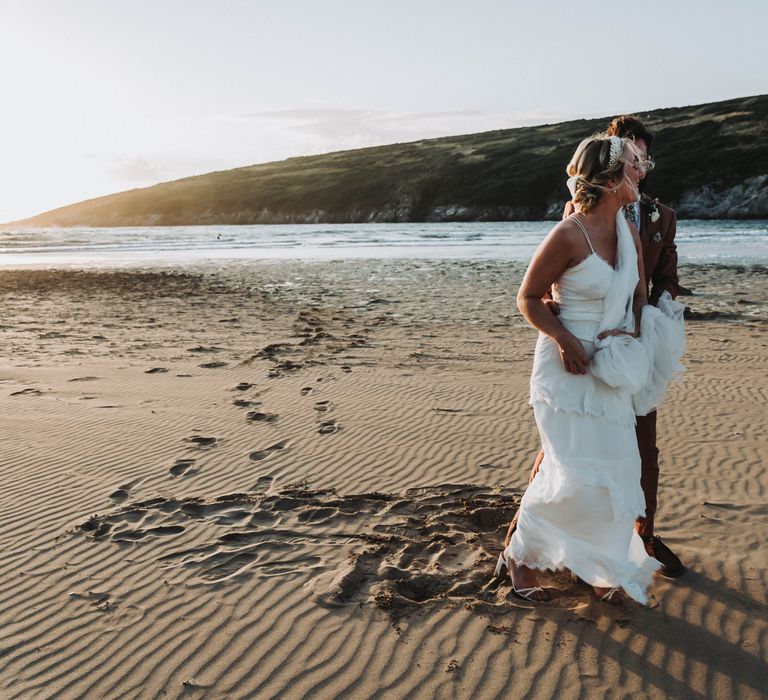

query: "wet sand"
left=0, top=260, right=766, bottom=699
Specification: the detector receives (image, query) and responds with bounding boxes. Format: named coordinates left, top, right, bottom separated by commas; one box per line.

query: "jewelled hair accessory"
left=606, top=135, right=623, bottom=168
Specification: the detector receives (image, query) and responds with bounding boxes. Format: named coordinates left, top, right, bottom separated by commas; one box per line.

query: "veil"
left=590, top=211, right=649, bottom=394
left=590, top=209, right=686, bottom=413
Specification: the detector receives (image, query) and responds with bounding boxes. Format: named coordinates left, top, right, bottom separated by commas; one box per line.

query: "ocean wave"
left=1, top=221, right=766, bottom=267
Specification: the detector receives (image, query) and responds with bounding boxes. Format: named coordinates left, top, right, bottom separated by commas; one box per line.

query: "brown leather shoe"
left=643, top=535, right=686, bottom=578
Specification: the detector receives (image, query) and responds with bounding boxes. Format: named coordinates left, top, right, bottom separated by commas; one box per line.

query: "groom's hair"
left=607, top=115, right=654, bottom=152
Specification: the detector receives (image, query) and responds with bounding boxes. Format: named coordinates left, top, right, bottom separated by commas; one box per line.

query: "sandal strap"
left=514, top=586, right=544, bottom=595
left=513, top=585, right=549, bottom=602
left=600, top=587, right=620, bottom=601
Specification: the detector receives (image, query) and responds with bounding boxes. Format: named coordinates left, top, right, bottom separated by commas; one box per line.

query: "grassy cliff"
left=13, top=94, right=768, bottom=227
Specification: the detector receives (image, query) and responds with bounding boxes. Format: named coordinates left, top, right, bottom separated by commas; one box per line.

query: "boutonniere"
left=649, top=199, right=661, bottom=223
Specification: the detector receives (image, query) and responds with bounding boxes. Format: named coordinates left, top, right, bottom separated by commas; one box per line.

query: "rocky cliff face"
left=677, top=176, right=768, bottom=218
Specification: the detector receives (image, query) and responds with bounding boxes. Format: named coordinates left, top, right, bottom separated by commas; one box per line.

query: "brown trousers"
left=635, top=410, right=659, bottom=537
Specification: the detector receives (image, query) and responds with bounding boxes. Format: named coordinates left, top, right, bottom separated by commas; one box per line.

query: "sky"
left=0, top=0, right=766, bottom=222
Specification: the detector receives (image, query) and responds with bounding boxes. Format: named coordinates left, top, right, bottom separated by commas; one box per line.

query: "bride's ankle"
left=510, top=560, right=537, bottom=581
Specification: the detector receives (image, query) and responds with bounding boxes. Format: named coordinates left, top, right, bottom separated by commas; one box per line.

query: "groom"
left=508, top=115, right=685, bottom=578
left=583, top=115, right=684, bottom=577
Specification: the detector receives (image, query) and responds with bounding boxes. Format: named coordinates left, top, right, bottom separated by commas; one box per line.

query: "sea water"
left=0, top=220, right=766, bottom=268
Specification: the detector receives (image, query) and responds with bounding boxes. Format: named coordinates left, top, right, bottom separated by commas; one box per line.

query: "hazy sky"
left=1, top=0, right=765, bottom=221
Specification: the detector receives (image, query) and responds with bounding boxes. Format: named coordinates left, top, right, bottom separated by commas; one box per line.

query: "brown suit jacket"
left=562, top=195, right=679, bottom=305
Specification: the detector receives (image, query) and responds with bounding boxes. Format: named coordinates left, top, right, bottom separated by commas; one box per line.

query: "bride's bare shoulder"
left=529, top=218, right=583, bottom=270
left=541, top=217, right=582, bottom=249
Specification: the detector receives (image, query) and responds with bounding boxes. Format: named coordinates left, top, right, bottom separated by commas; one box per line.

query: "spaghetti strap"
left=570, top=216, right=596, bottom=254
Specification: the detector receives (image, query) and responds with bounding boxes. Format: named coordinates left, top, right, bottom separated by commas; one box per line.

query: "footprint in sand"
left=235, top=382, right=255, bottom=391
left=68, top=590, right=113, bottom=611
left=10, top=388, right=43, bottom=396
left=109, top=478, right=145, bottom=503
left=80, top=482, right=520, bottom=603
left=318, top=420, right=339, bottom=435
left=247, top=411, right=278, bottom=423
left=170, top=458, right=196, bottom=477
left=254, top=475, right=274, bottom=491
left=68, top=376, right=100, bottom=382
left=300, top=387, right=314, bottom=396
left=249, top=440, right=288, bottom=461
left=340, top=365, right=352, bottom=373
left=146, top=526, right=185, bottom=536
left=199, top=361, right=228, bottom=369
left=313, top=400, right=332, bottom=413
left=112, top=530, right=146, bottom=542
left=112, top=525, right=185, bottom=542
left=145, top=367, right=169, bottom=374
left=189, top=436, right=218, bottom=448
left=233, top=399, right=261, bottom=408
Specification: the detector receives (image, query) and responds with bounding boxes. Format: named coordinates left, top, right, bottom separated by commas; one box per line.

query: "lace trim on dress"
left=506, top=533, right=660, bottom=605
left=530, top=383, right=636, bottom=428
left=505, top=554, right=560, bottom=572
left=533, top=465, right=647, bottom=523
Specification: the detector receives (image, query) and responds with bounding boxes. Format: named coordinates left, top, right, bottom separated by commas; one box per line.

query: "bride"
left=496, top=133, right=683, bottom=604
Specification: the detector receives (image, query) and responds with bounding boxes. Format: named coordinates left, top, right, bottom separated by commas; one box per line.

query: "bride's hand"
left=555, top=331, right=588, bottom=374
left=543, top=298, right=560, bottom=315
left=597, top=328, right=639, bottom=339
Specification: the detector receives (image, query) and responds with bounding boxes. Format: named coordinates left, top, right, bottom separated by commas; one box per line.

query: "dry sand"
left=0, top=260, right=765, bottom=699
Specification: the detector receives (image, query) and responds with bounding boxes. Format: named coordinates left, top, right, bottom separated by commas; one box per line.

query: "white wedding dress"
left=506, top=212, right=684, bottom=604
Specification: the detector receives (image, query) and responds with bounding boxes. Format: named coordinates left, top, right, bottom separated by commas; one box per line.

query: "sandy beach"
left=0, top=259, right=766, bottom=699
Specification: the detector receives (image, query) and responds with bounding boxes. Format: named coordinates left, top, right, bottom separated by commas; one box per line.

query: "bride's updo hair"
left=566, top=134, right=627, bottom=213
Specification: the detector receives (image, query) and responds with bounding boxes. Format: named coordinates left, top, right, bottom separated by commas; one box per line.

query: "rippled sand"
left=0, top=260, right=766, bottom=699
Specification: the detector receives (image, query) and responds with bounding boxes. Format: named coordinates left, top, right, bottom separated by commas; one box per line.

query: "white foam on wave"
left=0, top=220, right=766, bottom=268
